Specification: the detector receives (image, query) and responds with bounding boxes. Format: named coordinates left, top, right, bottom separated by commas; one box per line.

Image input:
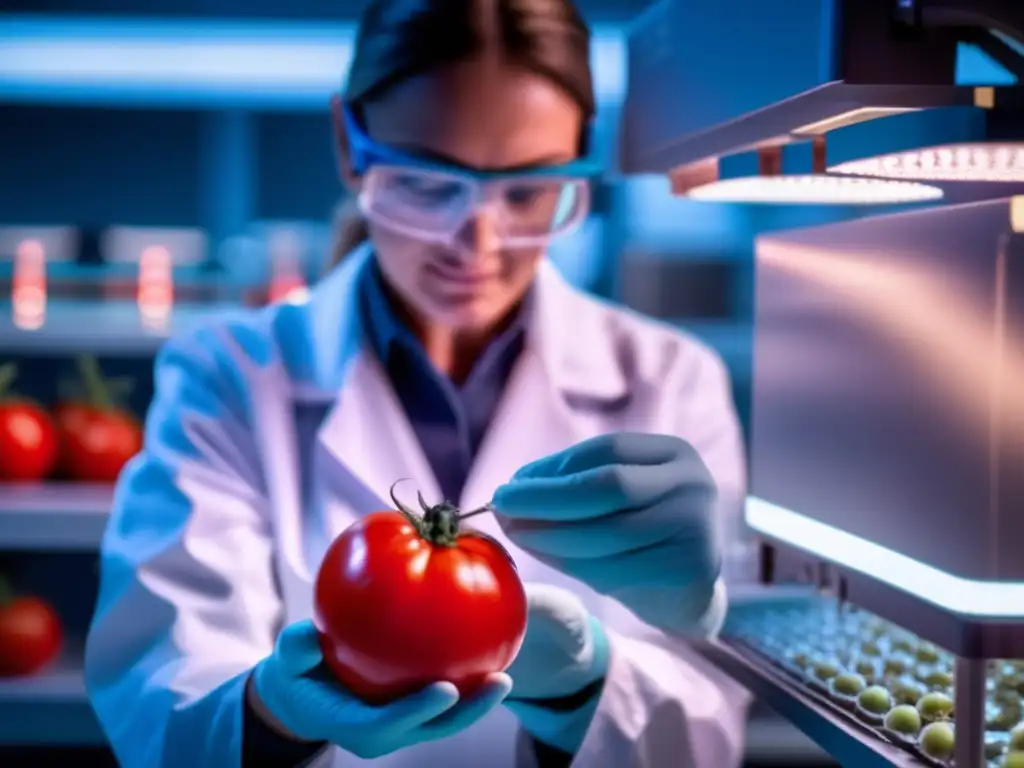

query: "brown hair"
left=346, top=0, right=595, bottom=117
left=328, top=197, right=371, bottom=268
left=328, top=0, right=596, bottom=269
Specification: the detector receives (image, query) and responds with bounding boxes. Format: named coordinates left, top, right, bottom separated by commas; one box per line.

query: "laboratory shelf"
left=0, top=300, right=236, bottom=355
left=0, top=484, right=112, bottom=551
left=0, top=664, right=86, bottom=704
left=0, top=660, right=104, bottom=745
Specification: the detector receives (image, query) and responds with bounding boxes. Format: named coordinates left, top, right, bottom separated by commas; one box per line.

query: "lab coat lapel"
left=301, top=245, right=440, bottom=546
left=459, top=261, right=631, bottom=584
left=314, top=354, right=440, bottom=517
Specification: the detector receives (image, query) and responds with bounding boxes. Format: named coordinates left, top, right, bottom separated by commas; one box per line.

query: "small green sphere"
left=853, top=658, right=878, bottom=679
left=831, top=673, right=867, bottom=697
left=995, top=690, right=1024, bottom=708
left=892, top=678, right=927, bottom=706
left=919, top=721, right=955, bottom=759
left=892, top=637, right=914, bottom=653
left=915, top=644, right=941, bottom=664
left=999, top=673, right=1024, bottom=696
left=1002, top=752, right=1024, bottom=768
left=922, top=669, right=954, bottom=690
left=1010, top=723, right=1024, bottom=751
left=917, top=692, right=954, bottom=722
left=989, top=706, right=1024, bottom=731
left=860, top=641, right=882, bottom=657
left=883, top=704, right=921, bottom=736
left=857, top=685, right=893, bottom=715
left=883, top=657, right=909, bottom=676
left=810, top=660, right=840, bottom=684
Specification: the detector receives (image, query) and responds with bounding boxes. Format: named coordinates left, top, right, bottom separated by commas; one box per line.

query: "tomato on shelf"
left=267, top=273, right=309, bottom=305
left=315, top=483, right=527, bottom=705
left=56, top=356, right=143, bottom=484
left=0, top=579, right=63, bottom=677
left=0, top=363, right=59, bottom=482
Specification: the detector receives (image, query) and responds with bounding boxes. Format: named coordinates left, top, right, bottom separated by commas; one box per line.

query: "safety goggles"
left=342, top=105, right=601, bottom=249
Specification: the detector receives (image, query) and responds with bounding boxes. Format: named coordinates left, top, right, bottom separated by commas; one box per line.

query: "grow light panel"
left=830, top=143, right=1024, bottom=183
left=686, top=176, right=944, bottom=205
left=746, top=497, right=1024, bottom=617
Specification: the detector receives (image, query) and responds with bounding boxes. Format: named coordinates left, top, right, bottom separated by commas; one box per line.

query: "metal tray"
left=695, top=638, right=933, bottom=768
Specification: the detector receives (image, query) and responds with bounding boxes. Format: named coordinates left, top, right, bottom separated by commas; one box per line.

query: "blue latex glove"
left=251, top=620, right=512, bottom=759
left=504, top=583, right=609, bottom=754
left=492, top=432, right=722, bottom=636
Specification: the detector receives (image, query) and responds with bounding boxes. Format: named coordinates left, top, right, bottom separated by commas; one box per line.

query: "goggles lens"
left=359, top=166, right=589, bottom=246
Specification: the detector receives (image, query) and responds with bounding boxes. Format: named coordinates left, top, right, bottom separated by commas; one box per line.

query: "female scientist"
left=84, top=0, right=749, bottom=766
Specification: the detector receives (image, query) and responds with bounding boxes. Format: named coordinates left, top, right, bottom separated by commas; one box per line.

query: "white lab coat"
left=84, top=244, right=751, bottom=768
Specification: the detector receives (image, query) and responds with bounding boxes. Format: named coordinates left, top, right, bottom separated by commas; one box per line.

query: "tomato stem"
left=457, top=504, right=494, bottom=522
left=387, top=479, right=487, bottom=547
left=0, top=363, right=16, bottom=400
left=0, top=576, right=13, bottom=606
left=76, top=355, right=114, bottom=411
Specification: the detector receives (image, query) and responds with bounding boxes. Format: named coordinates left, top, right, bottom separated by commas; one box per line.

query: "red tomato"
left=57, top=404, right=142, bottom=483
left=315, top=494, right=527, bottom=705
left=0, top=596, right=63, bottom=677
left=53, top=402, right=92, bottom=436
left=267, top=275, right=308, bottom=304
left=0, top=400, right=59, bottom=482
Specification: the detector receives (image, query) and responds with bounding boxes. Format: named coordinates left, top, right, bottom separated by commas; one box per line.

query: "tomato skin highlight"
left=315, top=510, right=527, bottom=704
left=0, top=596, right=63, bottom=677
left=0, top=401, right=59, bottom=482
left=56, top=403, right=142, bottom=483
left=55, top=357, right=144, bottom=483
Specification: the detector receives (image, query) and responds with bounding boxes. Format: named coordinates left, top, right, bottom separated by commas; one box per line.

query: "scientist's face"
left=338, top=59, right=584, bottom=332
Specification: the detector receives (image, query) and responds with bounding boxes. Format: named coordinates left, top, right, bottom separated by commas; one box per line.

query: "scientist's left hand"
left=492, top=432, right=723, bottom=636
left=504, top=583, right=609, bottom=755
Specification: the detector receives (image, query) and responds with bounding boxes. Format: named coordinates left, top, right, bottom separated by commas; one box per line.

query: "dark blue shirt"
left=359, top=263, right=526, bottom=503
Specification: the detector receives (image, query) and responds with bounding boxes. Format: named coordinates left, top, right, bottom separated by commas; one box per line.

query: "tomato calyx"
left=0, top=576, right=14, bottom=607
left=75, top=355, right=115, bottom=411
left=72, top=355, right=134, bottom=412
left=388, top=480, right=495, bottom=548
left=0, top=363, right=44, bottom=408
left=0, top=363, right=31, bottom=405
left=0, top=364, right=15, bottom=401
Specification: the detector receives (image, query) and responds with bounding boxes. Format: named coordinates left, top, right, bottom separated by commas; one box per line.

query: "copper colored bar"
left=758, top=146, right=783, bottom=176
left=811, top=135, right=828, bottom=174
left=670, top=157, right=721, bottom=195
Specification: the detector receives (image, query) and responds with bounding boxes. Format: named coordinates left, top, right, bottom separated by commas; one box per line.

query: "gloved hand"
left=492, top=432, right=723, bottom=637
left=251, top=620, right=512, bottom=759
left=504, top=583, right=609, bottom=754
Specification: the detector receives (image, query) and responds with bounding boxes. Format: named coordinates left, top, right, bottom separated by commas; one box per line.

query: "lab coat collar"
left=304, top=243, right=629, bottom=402
left=527, top=258, right=630, bottom=401
left=303, top=241, right=370, bottom=394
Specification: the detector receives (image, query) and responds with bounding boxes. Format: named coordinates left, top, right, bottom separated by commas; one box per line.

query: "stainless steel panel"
left=751, top=198, right=1024, bottom=581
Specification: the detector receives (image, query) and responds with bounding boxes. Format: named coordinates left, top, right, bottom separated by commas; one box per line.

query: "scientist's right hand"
left=250, top=620, right=513, bottom=759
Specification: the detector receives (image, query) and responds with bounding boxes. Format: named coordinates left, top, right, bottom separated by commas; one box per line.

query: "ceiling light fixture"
left=686, top=175, right=944, bottom=205
left=830, top=143, right=1024, bottom=183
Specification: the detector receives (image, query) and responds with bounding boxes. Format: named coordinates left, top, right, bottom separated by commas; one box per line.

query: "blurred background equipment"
left=0, top=0, right=1022, bottom=765
left=621, top=0, right=1024, bottom=767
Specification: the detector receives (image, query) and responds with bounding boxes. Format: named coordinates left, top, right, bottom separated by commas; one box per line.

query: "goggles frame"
left=341, top=103, right=602, bottom=247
